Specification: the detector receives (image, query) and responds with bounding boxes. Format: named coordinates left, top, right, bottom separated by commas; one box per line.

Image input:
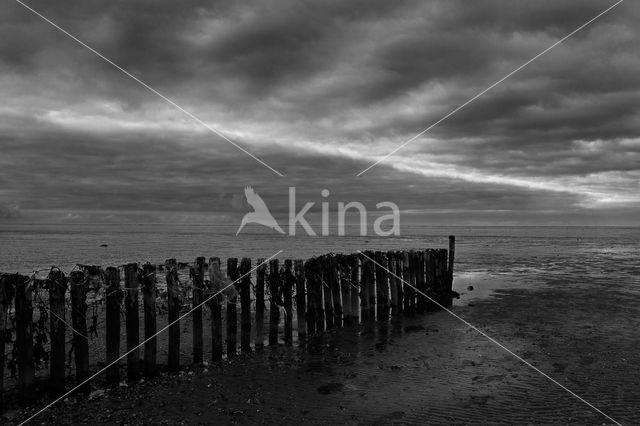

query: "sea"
left=1, top=224, right=638, bottom=301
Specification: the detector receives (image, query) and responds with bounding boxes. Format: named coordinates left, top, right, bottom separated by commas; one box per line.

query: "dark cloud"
left=1, top=0, right=639, bottom=225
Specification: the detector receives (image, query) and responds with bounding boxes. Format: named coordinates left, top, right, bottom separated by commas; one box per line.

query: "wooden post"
left=311, top=258, right=325, bottom=333
left=124, top=263, right=140, bottom=381
left=165, top=259, right=181, bottom=371
left=425, top=250, right=437, bottom=310
left=255, top=259, right=266, bottom=350
left=268, top=259, right=280, bottom=346
left=208, top=257, right=224, bottom=362
left=48, top=269, right=68, bottom=395
left=227, top=258, right=239, bottom=357
left=359, top=253, right=371, bottom=322
left=104, top=267, right=121, bottom=384
left=395, top=252, right=404, bottom=314
left=239, top=258, right=252, bottom=352
left=387, top=252, right=398, bottom=314
left=70, top=271, right=89, bottom=393
left=448, top=236, right=455, bottom=304
left=374, top=251, right=389, bottom=319
left=142, top=263, right=157, bottom=377
left=303, top=259, right=317, bottom=336
left=402, top=252, right=413, bottom=315
left=321, top=256, right=334, bottom=330
left=0, top=275, right=15, bottom=411
left=283, top=260, right=294, bottom=344
left=416, top=251, right=427, bottom=314
left=329, top=255, right=342, bottom=328
left=439, top=248, right=451, bottom=306
left=294, top=259, right=307, bottom=341
left=349, top=254, right=360, bottom=324
left=192, top=257, right=206, bottom=364
left=338, top=255, right=351, bottom=326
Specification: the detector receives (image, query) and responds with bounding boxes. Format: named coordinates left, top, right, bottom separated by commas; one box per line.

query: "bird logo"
left=236, top=186, right=285, bottom=235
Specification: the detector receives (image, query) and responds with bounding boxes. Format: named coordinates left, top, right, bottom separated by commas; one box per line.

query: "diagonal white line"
left=356, top=0, right=624, bottom=176
left=19, top=250, right=284, bottom=425
left=14, top=0, right=284, bottom=177
left=358, top=250, right=622, bottom=425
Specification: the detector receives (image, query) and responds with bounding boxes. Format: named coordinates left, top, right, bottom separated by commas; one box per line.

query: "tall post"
left=0, top=275, right=15, bottom=412
left=70, top=271, right=89, bottom=393
left=208, top=257, right=224, bottom=362
left=255, top=259, right=266, bottom=350
left=448, top=236, right=455, bottom=304
left=402, top=252, right=412, bottom=315
left=338, top=255, right=352, bottom=326
left=165, top=259, right=181, bottom=371
left=142, top=263, right=157, bottom=377
left=349, top=254, right=360, bottom=324
left=294, top=259, right=307, bottom=341
left=268, top=259, right=280, bottom=346
left=49, top=270, right=68, bottom=395
left=283, top=260, right=294, bottom=344
left=387, top=252, right=398, bottom=314
left=416, top=251, right=427, bottom=314
left=303, top=259, right=317, bottom=335
left=239, top=258, right=252, bottom=352
left=227, top=258, right=239, bottom=357
left=192, top=257, right=206, bottom=364
left=321, top=256, right=334, bottom=330
left=104, top=267, right=121, bottom=384
left=395, top=252, right=404, bottom=314
left=360, top=253, right=371, bottom=322
left=329, top=255, right=342, bottom=328
left=124, top=263, right=140, bottom=381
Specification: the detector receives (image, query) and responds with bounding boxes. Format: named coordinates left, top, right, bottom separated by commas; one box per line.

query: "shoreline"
left=5, top=276, right=639, bottom=425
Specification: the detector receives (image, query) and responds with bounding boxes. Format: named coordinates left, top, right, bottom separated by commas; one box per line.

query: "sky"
left=1, top=0, right=639, bottom=226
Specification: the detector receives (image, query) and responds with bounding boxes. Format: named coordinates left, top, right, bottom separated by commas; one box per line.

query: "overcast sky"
left=1, top=0, right=639, bottom=226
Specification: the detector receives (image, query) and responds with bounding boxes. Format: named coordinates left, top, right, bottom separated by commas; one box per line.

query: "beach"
left=4, top=232, right=639, bottom=424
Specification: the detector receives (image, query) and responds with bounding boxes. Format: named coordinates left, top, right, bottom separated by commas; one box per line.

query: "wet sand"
left=7, top=274, right=640, bottom=425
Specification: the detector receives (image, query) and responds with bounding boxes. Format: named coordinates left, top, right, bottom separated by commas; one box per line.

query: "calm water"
left=1, top=224, right=638, bottom=295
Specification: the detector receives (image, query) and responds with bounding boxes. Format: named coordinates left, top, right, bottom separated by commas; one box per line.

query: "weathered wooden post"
left=255, top=258, right=266, bottom=350
left=48, top=269, right=68, bottom=395
left=374, top=251, right=390, bottom=319
left=402, top=252, right=413, bottom=315
left=448, top=236, right=455, bottom=305
left=312, top=258, right=325, bottom=333
left=425, top=250, right=437, bottom=310
left=124, top=263, right=140, bottom=381
left=165, top=259, right=181, bottom=371
left=227, top=258, right=239, bottom=357
left=329, top=255, right=342, bottom=328
left=349, top=254, right=360, bottom=324
left=208, top=257, right=224, bottom=362
left=0, top=275, right=15, bottom=411
left=303, top=259, right=317, bottom=335
left=192, top=257, right=206, bottom=364
left=104, top=267, right=121, bottom=384
left=395, top=251, right=404, bottom=314
left=142, top=263, right=157, bottom=376
left=70, top=270, right=89, bottom=393
left=320, top=256, right=334, bottom=330
left=416, top=251, right=427, bottom=313
left=387, top=252, right=398, bottom=314
left=239, top=258, right=252, bottom=352
left=268, top=259, right=280, bottom=346
left=283, top=260, right=294, bottom=344
left=294, top=259, right=307, bottom=341
left=360, top=253, right=371, bottom=322
left=338, top=255, right=352, bottom=326
left=438, top=248, right=451, bottom=306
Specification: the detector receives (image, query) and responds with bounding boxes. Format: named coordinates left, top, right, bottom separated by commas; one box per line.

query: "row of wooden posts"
left=0, top=237, right=455, bottom=410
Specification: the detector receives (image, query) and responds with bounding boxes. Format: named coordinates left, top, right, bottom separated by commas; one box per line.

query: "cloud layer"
left=1, top=0, right=639, bottom=225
